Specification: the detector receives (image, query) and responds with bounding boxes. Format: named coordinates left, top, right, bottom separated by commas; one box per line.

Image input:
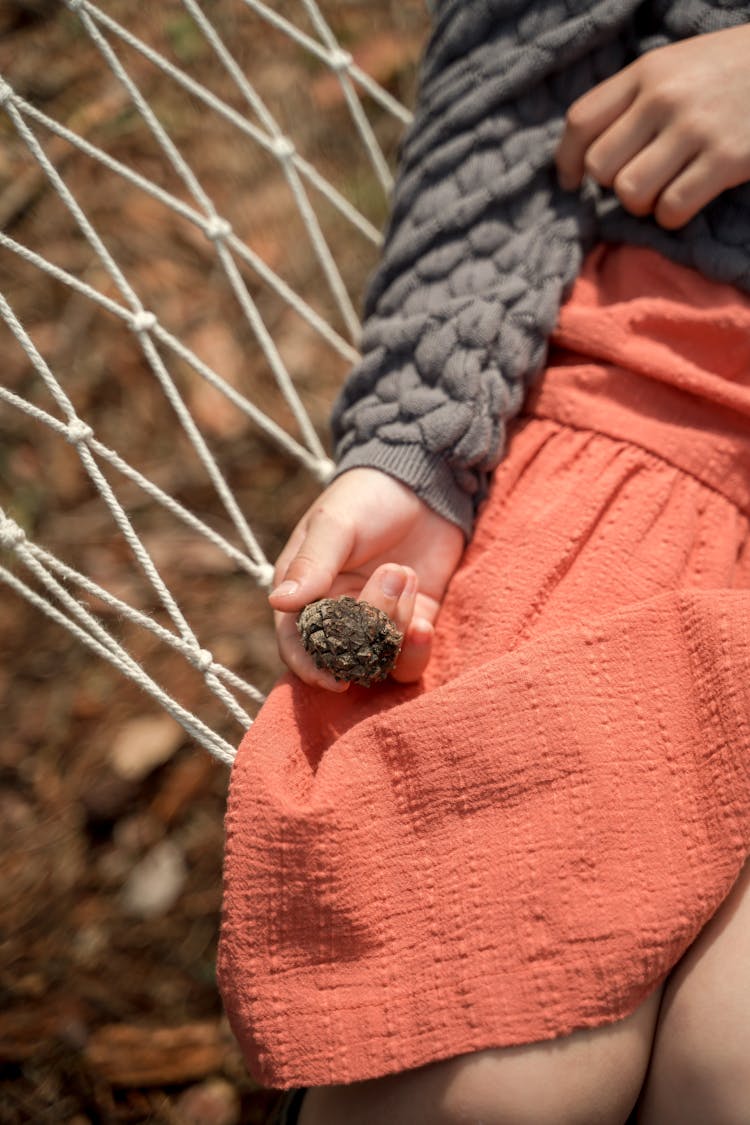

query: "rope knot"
left=131, top=309, right=156, bottom=333
left=205, top=216, right=232, bottom=241
left=328, top=48, right=352, bottom=73
left=0, top=80, right=13, bottom=108
left=66, top=419, right=93, bottom=445
left=313, top=455, right=336, bottom=484
left=270, top=136, right=295, bottom=163
left=256, top=562, right=276, bottom=590
left=0, top=514, right=26, bottom=550
left=66, top=0, right=84, bottom=10
left=192, top=648, right=214, bottom=674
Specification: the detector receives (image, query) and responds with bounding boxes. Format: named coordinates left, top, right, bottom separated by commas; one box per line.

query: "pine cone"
left=296, top=596, right=403, bottom=686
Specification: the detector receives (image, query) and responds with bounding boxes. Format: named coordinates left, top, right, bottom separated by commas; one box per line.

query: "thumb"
left=391, top=616, right=435, bottom=683
left=269, top=507, right=355, bottom=611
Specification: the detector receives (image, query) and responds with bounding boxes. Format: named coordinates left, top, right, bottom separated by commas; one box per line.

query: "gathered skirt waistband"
left=529, top=243, right=750, bottom=515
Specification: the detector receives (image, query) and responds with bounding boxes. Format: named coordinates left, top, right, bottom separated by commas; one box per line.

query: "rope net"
left=0, top=0, right=427, bottom=764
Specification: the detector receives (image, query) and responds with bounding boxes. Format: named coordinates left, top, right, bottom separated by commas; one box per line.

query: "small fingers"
left=275, top=562, right=435, bottom=691
left=391, top=616, right=434, bottom=683
left=270, top=505, right=355, bottom=612
left=355, top=564, right=432, bottom=684
left=274, top=607, right=350, bottom=693
left=357, top=564, right=417, bottom=634
left=611, top=127, right=697, bottom=217
left=556, top=67, right=639, bottom=189
left=357, top=565, right=439, bottom=685
left=654, top=150, right=741, bottom=229
left=582, top=104, right=656, bottom=189
left=274, top=563, right=417, bottom=694
left=272, top=519, right=309, bottom=587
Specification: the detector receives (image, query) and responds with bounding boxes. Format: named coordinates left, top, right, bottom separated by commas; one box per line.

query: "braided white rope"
left=0, top=95, right=360, bottom=365
left=0, top=231, right=335, bottom=479
left=238, top=0, right=413, bottom=125
left=60, top=0, right=338, bottom=459
left=298, top=0, right=394, bottom=193
left=0, top=0, right=420, bottom=763
left=0, top=517, right=237, bottom=765
left=178, top=0, right=361, bottom=340
left=64, top=1, right=392, bottom=243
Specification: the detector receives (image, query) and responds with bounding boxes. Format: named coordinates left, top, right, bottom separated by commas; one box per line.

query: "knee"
left=435, top=1041, right=643, bottom=1125
left=640, top=1023, right=750, bottom=1125
left=436, top=996, right=659, bottom=1125
left=302, top=1060, right=636, bottom=1125
left=687, top=1059, right=750, bottom=1125
left=301, top=1016, right=654, bottom=1125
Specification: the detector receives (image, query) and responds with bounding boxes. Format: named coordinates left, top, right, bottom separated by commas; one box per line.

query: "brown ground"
left=0, top=2, right=428, bottom=1120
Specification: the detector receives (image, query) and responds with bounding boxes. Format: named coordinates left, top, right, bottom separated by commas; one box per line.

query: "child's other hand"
left=556, top=24, right=750, bottom=229
left=269, top=468, right=465, bottom=691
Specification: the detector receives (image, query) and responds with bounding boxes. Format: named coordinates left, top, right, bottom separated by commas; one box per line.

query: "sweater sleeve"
left=330, top=0, right=642, bottom=537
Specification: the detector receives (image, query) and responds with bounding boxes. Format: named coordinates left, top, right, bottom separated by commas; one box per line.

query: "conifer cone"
left=296, top=596, right=403, bottom=686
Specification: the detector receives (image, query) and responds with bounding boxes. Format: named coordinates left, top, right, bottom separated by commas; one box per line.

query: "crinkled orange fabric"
left=218, top=245, right=750, bottom=1090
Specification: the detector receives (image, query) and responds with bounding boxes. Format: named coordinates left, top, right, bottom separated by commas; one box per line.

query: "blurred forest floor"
left=0, top=2, right=427, bottom=1121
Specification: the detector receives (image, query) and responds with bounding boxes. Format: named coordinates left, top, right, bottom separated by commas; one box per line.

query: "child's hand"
left=556, top=24, right=750, bottom=229
left=269, top=468, right=465, bottom=691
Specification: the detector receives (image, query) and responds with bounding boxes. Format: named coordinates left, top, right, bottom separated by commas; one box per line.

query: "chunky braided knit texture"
left=332, top=0, right=750, bottom=536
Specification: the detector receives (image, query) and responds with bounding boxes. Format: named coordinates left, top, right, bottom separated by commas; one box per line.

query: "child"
left=219, top=3, right=750, bottom=1122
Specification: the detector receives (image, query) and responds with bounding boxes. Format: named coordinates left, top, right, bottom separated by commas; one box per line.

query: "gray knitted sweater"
left=331, top=0, right=750, bottom=537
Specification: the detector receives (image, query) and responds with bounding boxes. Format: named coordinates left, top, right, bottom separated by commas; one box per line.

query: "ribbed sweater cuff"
left=332, top=439, right=474, bottom=540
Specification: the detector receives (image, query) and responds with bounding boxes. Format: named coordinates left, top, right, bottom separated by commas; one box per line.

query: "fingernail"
left=271, top=579, right=299, bottom=598
left=381, top=568, right=406, bottom=598
left=319, top=677, right=348, bottom=693
left=412, top=617, right=433, bottom=642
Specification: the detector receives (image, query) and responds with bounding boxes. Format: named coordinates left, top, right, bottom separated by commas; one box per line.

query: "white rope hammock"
left=0, top=0, right=423, bottom=765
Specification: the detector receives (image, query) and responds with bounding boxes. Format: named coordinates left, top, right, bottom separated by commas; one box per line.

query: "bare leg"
left=299, top=987, right=663, bottom=1125
left=636, top=856, right=750, bottom=1125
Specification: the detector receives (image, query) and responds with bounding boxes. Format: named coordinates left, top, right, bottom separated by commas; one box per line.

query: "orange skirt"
left=218, top=245, right=750, bottom=1090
